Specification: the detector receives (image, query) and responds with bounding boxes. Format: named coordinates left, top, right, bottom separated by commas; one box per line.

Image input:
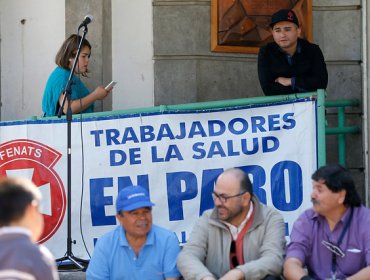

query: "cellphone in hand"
left=105, top=81, right=117, bottom=91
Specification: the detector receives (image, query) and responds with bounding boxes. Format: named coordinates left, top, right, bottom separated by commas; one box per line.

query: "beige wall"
left=152, top=0, right=367, bottom=203
left=0, top=0, right=65, bottom=120
left=65, top=0, right=112, bottom=113
left=0, top=0, right=368, bottom=204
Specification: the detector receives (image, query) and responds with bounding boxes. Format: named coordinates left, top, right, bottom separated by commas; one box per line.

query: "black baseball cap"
left=270, top=9, right=299, bottom=28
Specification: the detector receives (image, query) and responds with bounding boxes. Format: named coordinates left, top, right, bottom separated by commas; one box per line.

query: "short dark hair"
left=311, top=164, right=361, bottom=207
left=55, top=34, right=91, bottom=75
left=0, top=177, right=41, bottom=226
left=228, top=168, right=253, bottom=196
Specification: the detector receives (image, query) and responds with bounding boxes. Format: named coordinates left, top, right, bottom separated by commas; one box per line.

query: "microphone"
left=78, top=15, right=93, bottom=30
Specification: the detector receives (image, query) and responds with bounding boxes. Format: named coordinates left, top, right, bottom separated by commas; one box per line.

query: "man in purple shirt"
left=284, top=164, right=370, bottom=280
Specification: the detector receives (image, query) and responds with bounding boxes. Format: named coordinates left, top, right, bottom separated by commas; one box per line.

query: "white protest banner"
left=0, top=97, right=317, bottom=258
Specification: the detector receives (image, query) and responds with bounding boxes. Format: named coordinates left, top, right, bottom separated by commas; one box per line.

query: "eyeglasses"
left=212, top=191, right=247, bottom=203
left=321, top=240, right=345, bottom=258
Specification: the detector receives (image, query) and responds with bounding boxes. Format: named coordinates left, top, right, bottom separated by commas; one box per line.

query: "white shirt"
left=223, top=202, right=254, bottom=240
left=0, top=226, right=31, bottom=237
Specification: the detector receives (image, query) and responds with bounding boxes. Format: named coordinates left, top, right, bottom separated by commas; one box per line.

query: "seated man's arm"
left=283, top=257, right=307, bottom=280
left=237, top=208, right=286, bottom=278
left=176, top=214, right=215, bottom=280
left=347, top=222, right=370, bottom=279
left=163, top=232, right=182, bottom=280
left=347, top=266, right=370, bottom=280
left=86, top=238, right=110, bottom=280
left=284, top=210, right=316, bottom=280
left=218, top=268, right=244, bottom=280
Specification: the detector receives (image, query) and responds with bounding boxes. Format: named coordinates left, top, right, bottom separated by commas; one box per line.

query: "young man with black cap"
left=258, top=9, right=328, bottom=96
left=87, top=185, right=181, bottom=280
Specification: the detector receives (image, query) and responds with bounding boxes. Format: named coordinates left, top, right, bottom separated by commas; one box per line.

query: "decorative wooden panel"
left=211, top=0, right=312, bottom=54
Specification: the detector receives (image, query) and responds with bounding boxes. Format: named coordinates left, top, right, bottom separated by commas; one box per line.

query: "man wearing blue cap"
left=258, top=9, right=328, bottom=96
left=87, top=185, right=181, bottom=280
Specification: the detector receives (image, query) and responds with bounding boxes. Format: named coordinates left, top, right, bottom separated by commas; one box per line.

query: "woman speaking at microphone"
left=42, top=34, right=111, bottom=117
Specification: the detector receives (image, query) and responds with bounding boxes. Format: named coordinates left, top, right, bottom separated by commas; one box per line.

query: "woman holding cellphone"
left=42, top=34, right=111, bottom=117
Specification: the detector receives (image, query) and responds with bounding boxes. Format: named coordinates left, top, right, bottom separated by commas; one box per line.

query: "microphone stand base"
left=56, top=254, right=89, bottom=272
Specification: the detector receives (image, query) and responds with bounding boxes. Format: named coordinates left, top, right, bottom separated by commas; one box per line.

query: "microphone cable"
left=76, top=29, right=91, bottom=259
left=78, top=104, right=91, bottom=259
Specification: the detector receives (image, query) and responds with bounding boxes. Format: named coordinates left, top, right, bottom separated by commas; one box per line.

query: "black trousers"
left=263, top=276, right=281, bottom=280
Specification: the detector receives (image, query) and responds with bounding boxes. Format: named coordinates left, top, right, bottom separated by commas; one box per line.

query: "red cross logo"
left=0, top=139, right=66, bottom=243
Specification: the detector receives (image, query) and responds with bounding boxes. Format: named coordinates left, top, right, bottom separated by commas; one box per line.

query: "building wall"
left=0, top=0, right=368, bottom=203
left=0, top=0, right=65, bottom=120
left=0, top=0, right=114, bottom=120
left=112, top=0, right=154, bottom=110
left=153, top=0, right=261, bottom=104
left=152, top=0, right=362, bottom=102
left=315, top=1, right=364, bottom=200
left=65, top=0, right=112, bottom=113
left=152, top=0, right=366, bottom=201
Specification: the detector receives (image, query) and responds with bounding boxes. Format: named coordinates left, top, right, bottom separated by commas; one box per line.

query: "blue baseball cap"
left=116, top=185, right=155, bottom=212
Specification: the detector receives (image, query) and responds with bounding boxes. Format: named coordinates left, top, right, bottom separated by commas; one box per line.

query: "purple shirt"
left=286, top=206, right=370, bottom=279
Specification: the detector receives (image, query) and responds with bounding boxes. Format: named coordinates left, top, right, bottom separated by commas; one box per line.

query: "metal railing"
left=35, top=89, right=328, bottom=167
left=325, top=99, right=361, bottom=167
left=10, top=89, right=363, bottom=169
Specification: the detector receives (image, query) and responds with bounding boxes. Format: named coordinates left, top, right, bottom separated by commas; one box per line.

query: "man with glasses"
left=283, top=164, right=370, bottom=280
left=177, top=168, right=285, bottom=280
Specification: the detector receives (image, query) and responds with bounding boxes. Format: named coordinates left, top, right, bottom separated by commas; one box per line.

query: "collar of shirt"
left=0, top=226, right=32, bottom=237
left=223, top=202, right=254, bottom=241
left=311, top=206, right=351, bottom=224
left=119, top=225, right=155, bottom=247
left=280, top=41, right=302, bottom=64
left=312, top=207, right=352, bottom=240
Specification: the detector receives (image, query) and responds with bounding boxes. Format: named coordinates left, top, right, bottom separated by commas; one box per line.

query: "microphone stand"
left=55, top=26, right=89, bottom=270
